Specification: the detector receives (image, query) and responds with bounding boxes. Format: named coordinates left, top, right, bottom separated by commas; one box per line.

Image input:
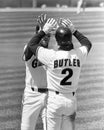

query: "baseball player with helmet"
left=26, top=16, right=92, bottom=130
left=21, top=14, right=51, bottom=130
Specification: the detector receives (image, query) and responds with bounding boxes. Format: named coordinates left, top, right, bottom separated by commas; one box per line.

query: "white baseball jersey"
left=23, top=46, right=47, bottom=92
left=21, top=47, right=47, bottom=130
left=37, top=46, right=87, bottom=93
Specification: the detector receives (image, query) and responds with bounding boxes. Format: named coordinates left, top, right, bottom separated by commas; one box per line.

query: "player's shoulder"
left=38, top=46, right=56, bottom=56
left=75, top=46, right=88, bottom=55
left=37, top=47, right=57, bottom=66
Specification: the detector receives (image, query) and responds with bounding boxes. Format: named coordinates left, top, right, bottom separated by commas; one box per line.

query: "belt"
left=31, top=87, right=75, bottom=96
left=31, top=87, right=48, bottom=93
left=54, top=91, right=75, bottom=96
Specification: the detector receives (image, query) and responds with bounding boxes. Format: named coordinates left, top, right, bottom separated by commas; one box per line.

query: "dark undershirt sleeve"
left=73, top=30, right=92, bottom=53
left=24, top=47, right=33, bottom=61
left=24, top=31, right=46, bottom=61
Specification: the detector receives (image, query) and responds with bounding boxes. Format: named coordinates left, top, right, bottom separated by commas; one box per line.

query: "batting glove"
left=37, top=14, right=47, bottom=30
left=60, top=18, right=76, bottom=34
left=43, top=18, right=57, bottom=34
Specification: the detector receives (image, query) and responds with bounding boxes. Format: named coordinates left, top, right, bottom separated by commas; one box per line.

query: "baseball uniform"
left=37, top=45, right=87, bottom=130
left=21, top=27, right=51, bottom=129
left=21, top=45, right=48, bottom=130
left=27, top=27, right=92, bottom=130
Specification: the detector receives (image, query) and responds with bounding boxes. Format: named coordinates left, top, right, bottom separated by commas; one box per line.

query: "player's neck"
left=59, top=44, right=73, bottom=51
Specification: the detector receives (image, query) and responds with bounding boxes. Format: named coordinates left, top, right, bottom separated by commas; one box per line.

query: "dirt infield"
left=0, top=10, right=104, bottom=130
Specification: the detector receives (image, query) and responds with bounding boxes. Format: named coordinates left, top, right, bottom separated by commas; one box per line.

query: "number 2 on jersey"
left=60, top=68, right=73, bottom=85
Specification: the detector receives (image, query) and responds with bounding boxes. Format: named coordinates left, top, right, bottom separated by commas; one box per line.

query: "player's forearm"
left=73, top=30, right=92, bottom=52
left=24, top=31, right=46, bottom=61
left=28, top=31, right=46, bottom=55
left=28, top=31, right=45, bottom=47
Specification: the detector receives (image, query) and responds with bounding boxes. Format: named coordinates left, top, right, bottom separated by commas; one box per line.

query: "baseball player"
left=26, top=17, right=92, bottom=130
left=21, top=14, right=51, bottom=130
left=77, top=0, right=83, bottom=14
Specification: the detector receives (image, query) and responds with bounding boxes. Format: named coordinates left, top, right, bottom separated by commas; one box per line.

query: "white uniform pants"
left=21, top=88, right=47, bottom=130
left=42, top=91, right=77, bottom=130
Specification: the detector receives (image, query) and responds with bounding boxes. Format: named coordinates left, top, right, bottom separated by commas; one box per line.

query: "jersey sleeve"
left=76, top=46, right=88, bottom=64
left=73, top=30, right=92, bottom=53
left=37, top=46, right=54, bottom=66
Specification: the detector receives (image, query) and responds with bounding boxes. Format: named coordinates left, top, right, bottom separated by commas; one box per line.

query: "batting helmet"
left=55, top=26, right=72, bottom=46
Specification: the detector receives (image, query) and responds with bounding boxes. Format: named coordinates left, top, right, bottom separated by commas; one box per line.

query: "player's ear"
left=40, top=34, right=51, bottom=48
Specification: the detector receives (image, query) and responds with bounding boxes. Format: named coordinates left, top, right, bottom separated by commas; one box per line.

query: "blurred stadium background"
left=0, top=0, right=104, bottom=130
left=0, top=0, right=104, bottom=7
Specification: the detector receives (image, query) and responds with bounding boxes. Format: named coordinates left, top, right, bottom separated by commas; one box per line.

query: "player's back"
left=46, top=48, right=84, bottom=93
left=25, top=55, right=47, bottom=91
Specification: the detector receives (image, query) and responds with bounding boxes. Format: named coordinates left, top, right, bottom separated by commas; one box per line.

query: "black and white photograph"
left=0, top=0, right=104, bottom=130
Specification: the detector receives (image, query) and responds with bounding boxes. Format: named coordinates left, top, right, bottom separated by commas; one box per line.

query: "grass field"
left=0, top=8, right=104, bottom=130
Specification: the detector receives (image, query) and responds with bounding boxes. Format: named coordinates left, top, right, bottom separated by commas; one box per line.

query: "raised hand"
left=59, top=18, right=76, bottom=34
left=37, top=14, right=47, bottom=30
left=43, top=18, right=57, bottom=34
